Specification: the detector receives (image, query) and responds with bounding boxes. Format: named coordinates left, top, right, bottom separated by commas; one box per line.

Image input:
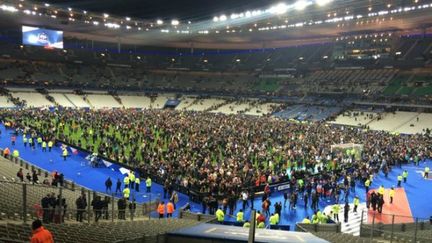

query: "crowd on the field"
left=1, top=108, right=431, bottom=216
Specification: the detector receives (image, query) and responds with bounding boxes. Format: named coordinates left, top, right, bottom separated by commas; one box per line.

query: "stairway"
left=324, top=203, right=368, bottom=236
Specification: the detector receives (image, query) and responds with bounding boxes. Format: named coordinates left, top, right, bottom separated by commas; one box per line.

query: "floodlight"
left=171, top=19, right=179, bottom=26
left=316, top=0, right=333, bottom=6
left=213, top=16, right=219, bottom=22
left=294, top=1, right=311, bottom=11
left=219, top=15, right=227, bottom=21
left=156, top=19, right=164, bottom=25
left=268, top=3, right=289, bottom=14
left=103, top=13, right=109, bottom=18
left=126, top=17, right=131, bottom=21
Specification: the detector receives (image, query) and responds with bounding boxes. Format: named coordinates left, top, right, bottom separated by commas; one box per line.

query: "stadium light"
left=219, top=15, right=227, bottom=21
left=315, top=0, right=333, bottom=6
left=156, top=19, right=164, bottom=25
left=213, top=16, right=219, bottom=22
left=268, top=3, right=289, bottom=14
left=44, top=3, right=50, bottom=7
left=171, top=19, right=179, bottom=26
left=294, top=1, right=312, bottom=11
left=125, top=17, right=131, bottom=21
left=103, top=13, right=109, bottom=18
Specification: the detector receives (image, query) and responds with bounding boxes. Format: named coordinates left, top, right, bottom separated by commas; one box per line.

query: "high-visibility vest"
left=332, top=204, right=340, bottom=214
left=378, top=186, right=384, bottom=195
left=157, top=204, right=165, bottom=214
left=167, top=202, right=174, bottom=214
left=146, top=178, right=152, bottom=187
left=302, top=218, right=311, bottom=224
left=397, top=175, right=403, bottom=181
left=129, top=173, right=135, bottom=182
left=425, top=167, right=430, bottom=173
left=135, top=178, right=140, bottom=184
left=62, top=149, right=68, bottom=157
left=257, top=222, right=265, bottom=228
left=274, top=213, right=279, bottom=224
left=123, top=188, right=130, bottom=198
left=236, top=212, right=244, bottom=222
left=354, top=198, right=360, bottom=206
left=12, top=150, right=19, bottom=158
left=243, top=222, right=250, bottom=228
left=402, top=171, right=408, bottom=178
left=365, top=180, right=371, bottom=187
left=124, top=177, right=130, bottom=185
left=28, top=138, right=33, bottom=144
left=48, top=141, right=53, bottom=147
left=389, top=189, right=395, bottom=198
left=269, top=215, right=277, bottom=225
left=23, top=137, right=27, bottom=143
left=42, top=142, right=47, bottom=148
left=37, top=137, right=42, bottom=143
left=216, top=209, right=224, bottom=222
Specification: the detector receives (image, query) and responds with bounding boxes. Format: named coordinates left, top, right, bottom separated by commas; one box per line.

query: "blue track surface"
left=1, top=123, right=431, bottom=228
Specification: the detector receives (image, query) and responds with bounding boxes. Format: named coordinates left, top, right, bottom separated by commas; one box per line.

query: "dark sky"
left=36, top=0, right=281, bottom=21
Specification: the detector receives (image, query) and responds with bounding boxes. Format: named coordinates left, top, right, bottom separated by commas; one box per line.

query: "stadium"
left=0, top=0, right=431, bottom=242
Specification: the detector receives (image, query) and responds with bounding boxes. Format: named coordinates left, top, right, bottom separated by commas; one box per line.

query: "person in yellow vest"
left=353, top=195, right=360, bottom=213
left=332, top=204, right=340, bottom=222
left=129, top=172, right=135, bottom=189
left=425, top=166, right=430, bottom=179
left=397, top=174, right=403, bottom=187
left=389, top=187, right=395, bottom=204
left=123, top=175, right=130, bottom=189
left=12, top=149, right=19, bottom=159
left=274, top=212, right=279, bottom=224
left=378, top=185, right=385, bottom=196
left=269, top=213, right=278, bottom=225
left=243, top=221, right=250, bottom=228
left=236, top=209, right=244, bottom=223
left=37, top=137, right=42, bottom=146
left=302, top=216, right=311, bottom=224
left=122, top=185, right=130, bottom=200
left=48, top=141, right=53, bottom=152
left=312, top=213, right=319, bottom=224
left=257, top=221, right=265, bottom=228
left=365, top=178, right=371, bottom=192
left=402, top=170, right=408, bottom=183
left=134, top=177, right=140, bottom=192
left=23, top=136, right=28, bottom=147
left=41, top=141, right=47, bottom=152
left=146, top=177, right=152, bottom=193
left=62, top=148, right=68, bottom=161
left=215, top=208, right=224, bottom=223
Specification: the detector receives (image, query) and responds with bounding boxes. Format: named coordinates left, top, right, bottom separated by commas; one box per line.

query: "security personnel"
left=28, top=137, right=33, bottom=148
left=364, top=178, right=371, bottom=192
left=12, top=149, right=19, bottom=159
left=129, top=172, right=135, bottom=189
left=332, top=204, right=340, bottom=222
left=402, top=170, right=408, bottom=183
left=146, top=177, right=152, bottom=193
left=3, top=147, right=10, bottom=158
left=157, top=202, right=165, bottom=219
left=269, top=213, right=278, bottom=225
left=37, top=137, right=42, bottom=146
left=312, top=213, right=319, bottom=224
left=424, top=166, right=430, bottom=179
left=243, top=221, right=251, bottom=228
left=274, top=212, right=279, bottom=224
left=389, top=187, right=395, bottom=204
left=134, top=177, right=140, bottom=192
left=166, top=201, right=174, bottom=218
left=378, top=185, right=385, bottom=196
left=48, top=141, right=53, bottom=152
left=23, top=136, right=28, bottom=147
left=257, top=221, right=265, bottom=228
left=398, top=174, right=402, bottom=187
left=236, top=209, right=244, bottom=223
left=353, top=196, right=360, bottom=213
left=62, top=148, right=68, bottom=161
left=122, top=186, right=130, bottom=200
left=41, top=141, right=47, bottom=152
left=216, top=208, right=224, bottom=223
left=302, top=216, right=311, bottom=224
left=123, top=175, right=130, bottom=189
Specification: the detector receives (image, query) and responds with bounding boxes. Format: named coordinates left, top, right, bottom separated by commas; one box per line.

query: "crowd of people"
left=1, top=108, right=431, bottom=226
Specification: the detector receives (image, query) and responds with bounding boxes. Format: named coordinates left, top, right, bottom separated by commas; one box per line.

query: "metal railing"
left=359, top=210, right=432, bottom=243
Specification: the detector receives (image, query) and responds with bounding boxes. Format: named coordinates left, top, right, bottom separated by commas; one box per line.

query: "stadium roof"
left=35, top=0, right=275, bottom=21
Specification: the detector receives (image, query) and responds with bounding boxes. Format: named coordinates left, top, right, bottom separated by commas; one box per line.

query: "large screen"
left=22, top=26, right=63, bottom=49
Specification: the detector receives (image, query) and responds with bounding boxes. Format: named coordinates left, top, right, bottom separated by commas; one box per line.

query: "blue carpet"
left=0, top=123, right=431, bottom=228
